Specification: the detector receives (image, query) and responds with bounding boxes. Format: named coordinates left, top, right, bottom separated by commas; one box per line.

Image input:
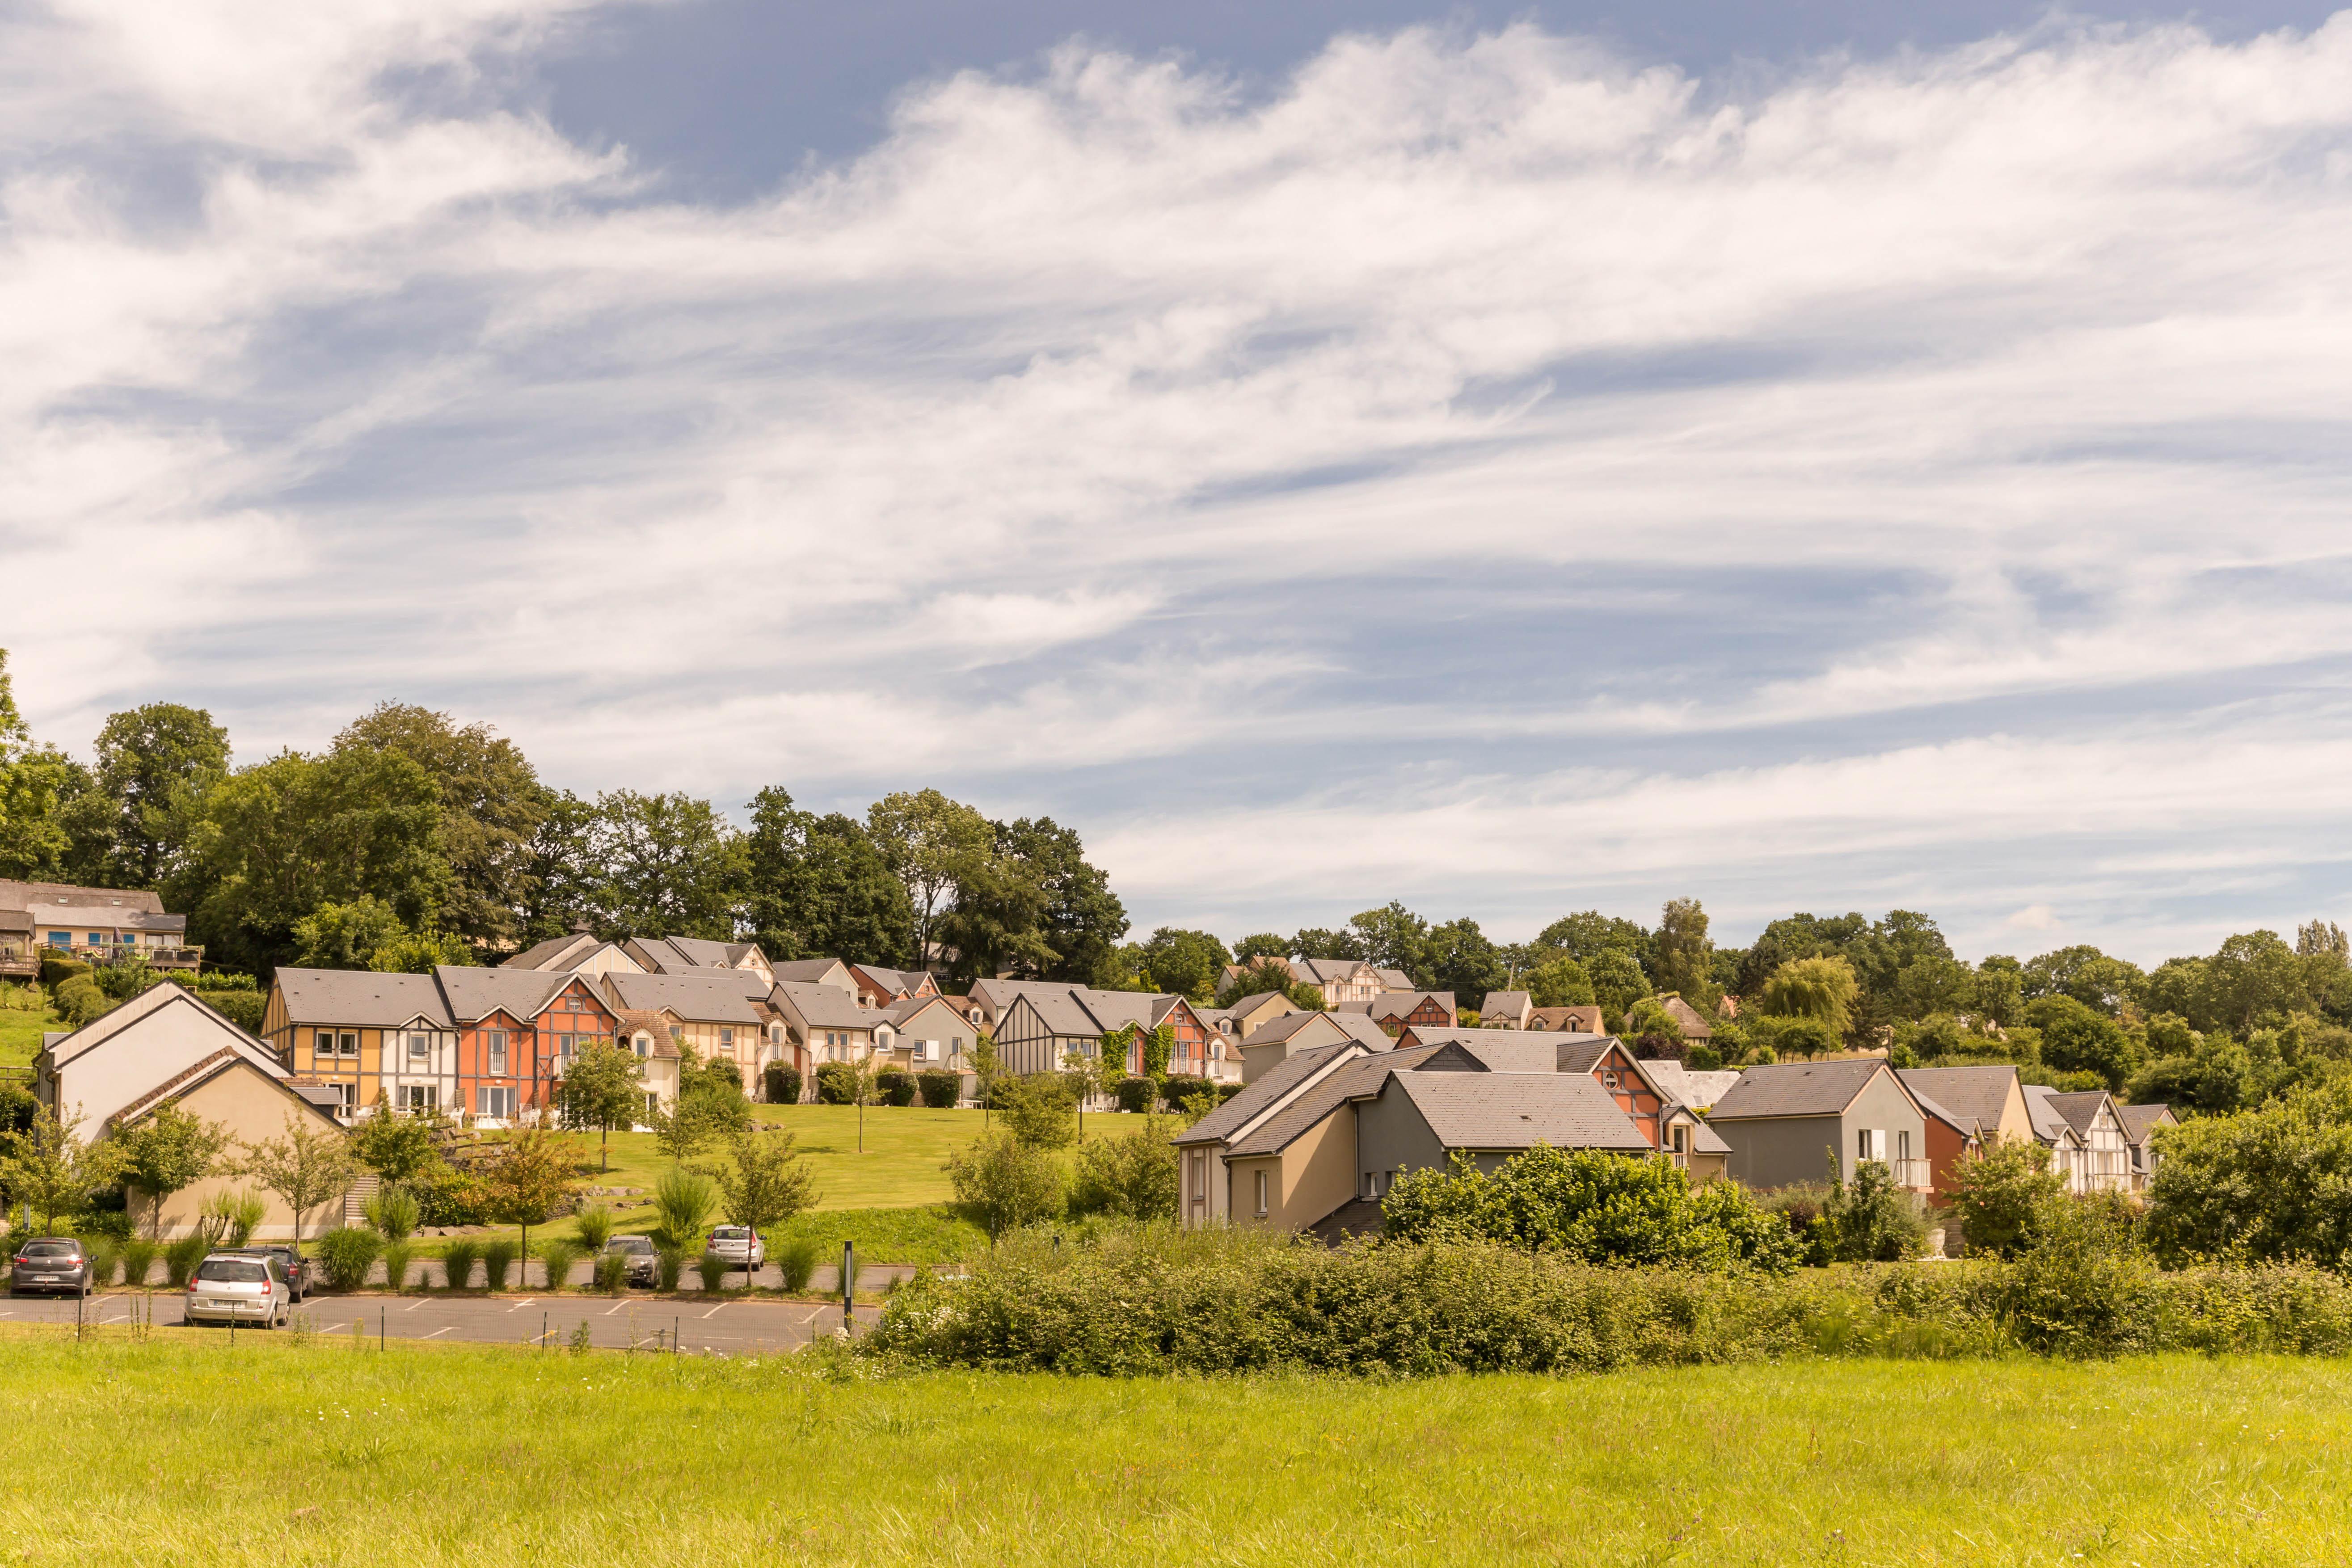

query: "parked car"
left=230, top=1245, right=312, bottom=1301
left=8, top=1238, right=94, bottom=1297
left=706, top=1226, right=765, bottom=1271
left=184, top=1252, right=290, bottom=1328
left=606, top=1235, right=658, bottom=1287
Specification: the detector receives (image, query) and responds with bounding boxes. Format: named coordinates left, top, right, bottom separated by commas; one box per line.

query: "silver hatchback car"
left=184, top=1252, right=290, bottom=1328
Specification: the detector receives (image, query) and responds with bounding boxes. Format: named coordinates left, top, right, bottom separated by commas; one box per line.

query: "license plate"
left=32, top=1275, right=58, bottom=1283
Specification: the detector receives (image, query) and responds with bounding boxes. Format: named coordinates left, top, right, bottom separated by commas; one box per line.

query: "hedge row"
left=862, top=1226, right=2352, bottom=1374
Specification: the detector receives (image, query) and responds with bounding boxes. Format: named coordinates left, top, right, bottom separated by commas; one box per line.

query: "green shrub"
left=875, top=1069, right=916, bottom=1107
left=1159, top=1075, right=1217, bottom=1109
left=774, top=1233, right=822, bottom=1293
left=652, top=1166, right=717, bottom=1251
left=539, top=1239, right=584, bottom=1292
left=1111, top=1077, right=1154, bottom=1115
left=1814, top=1161, right=1928, bottom=1264
left=2144, top=1079, right=2352, bottom=1266
left=593, top=1250, right=628, bottom=1293
left=945, top=1130, right=1065, bottom=1237
left=38, top=956, right=90, bottom=989
left=1383, top=1146, right=1802, bottom=1274
left=481, top=1238, right=518, bottom=1292
left=814, top=1062, right=856, bottom=1105
left=993, top=1074, right=1077, bottom=1150
left=163, top=1236, right=209, bottom=1289
left=121, top=1239, right=159, bottom=1288
left=364, top=1186, right=420, bottom=1243
left=439, top=1239, right=481, bottom=1291
left=916, top=1070, right=959, bottom=1109
left=380, top=1241, right=416, bottom=1292
left=93, top=959, right=156, bottom=1001
left=201, top=1188, right=266, bottom=1248
left=413, top=1166, right=491, bottom=1228
left=573, top=1202, right=615, bottom=1253
left=316, top=1227, right=384, bottom=1292
left=84, top=1241, right=119, bottom=1289
left=763, top=1065, right=802, bottom=1106
left=198, top=990, right=266, bottom=1034
left=1946, top=1140, right=2068, bottom=1258
left=53, top=975, right=113, bottom=1028
left=655, top=1246, right=684, bottom=1293
left=1069, top=1121, right=1180, bottom=1221
left=694, top=1252, right=731, bottom=1292
left=77, top=1206, right=134, bottom=1242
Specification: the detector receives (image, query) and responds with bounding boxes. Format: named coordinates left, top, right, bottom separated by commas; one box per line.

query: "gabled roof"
left=1529, top=1004, right=1604, bottom=1031
left=2019, top=1084, right=2087, bottom=1147
left=1220, top=991, right=1289, bottom=1020
left=602, top=971, right=767, bottom=1025
left=1227, top=1044, right=1449, bottom=1157
left=0, top=879, right=169, bottom=914
left=105, top=1045, right=328, bottom=1133
left=1173, top=1041, right=1367, bottom=1148
left=1896, top=1066, right=2021, bottom=1137
left=1383, top=1071, right=1652, bottom=1154
left=276, top=969, right=456, bottom=1030
left=1710, top=1058, right=1895, bottom=1120
left=1294, top=957, right=1372, bottom=985
left=1905, top=1082, right=1978, bottom=1141
left=46, top=982, right=259, bottom=1071
left=852, top=963, right=936, bottom=997
left=1481, top=990, right=1531, bottom=1018
left=771, top=958, right=856, bottom=987
left=1400, top=1028, right=1590, bottom=1074
left=503, top=932, right=600, bottom=971
left=433, top=965, right=569, bottom=1024
left=1365, top=990, right=1452, bottom=1022
left=1643, top=1062, right=1742, bottom=1112
left=2042, top=1090, right=2119, bottom=1141
left=1374, top=968, right=1413, bottom=991
left=773, top=981, right=873, bottom=1031
left=2118, top=1103, right=2178, bottom=1143
left=883, top=995, right=974, bottom=1031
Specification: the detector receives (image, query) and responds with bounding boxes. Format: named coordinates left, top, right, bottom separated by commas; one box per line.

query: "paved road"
left=0, top=1291, right=880, bottom=1353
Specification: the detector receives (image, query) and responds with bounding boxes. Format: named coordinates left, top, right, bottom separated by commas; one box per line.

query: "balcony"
left=42, top=942, right=203, bottom=972
left=0, top=944, right=35, bottom=980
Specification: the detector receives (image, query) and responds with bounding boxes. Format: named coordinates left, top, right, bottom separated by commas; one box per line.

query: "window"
left=326, top=1031, right=357, bottom=1058
left=670, top=1026, right=683, bottom=1043
left=46, top=932, right=68, bottom=948
left=1362, top=1171, right=1376, bottom=1199
left=720, top=1028, right=734, bottom=1050
left=402, top=1085, right=437, bottom=1113
left=1897, top=1131, right=1912, bottom=1164
left=1254, top=1171, right=1269, bottom=1218
left=644, top=1091, right=660, bottom=1119
left=634, top=1034, right=650, bottom=1058
left=1600, top=1068, right=1620, bottom=1091
left=407, top=1033, right=430, bottom=1063
left=1671, top=1124, right=1688, bottom=1154
left=89, top=932, right=105, bottom=945
left=330, top=1083, right=354, bottom=1111
left=477, top=1085, right=512, bottom=1119
left=486, top=1030, right=508, bottom=1076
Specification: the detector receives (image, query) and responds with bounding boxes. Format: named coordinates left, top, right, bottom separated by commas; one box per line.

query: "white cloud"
left=5, top=5, right=2352, bottom=957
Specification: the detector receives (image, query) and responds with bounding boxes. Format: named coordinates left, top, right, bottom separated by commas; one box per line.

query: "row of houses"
left=0, top=878, right=204, bottom=980
left=1178, top=1032, right=2179, bottom=1238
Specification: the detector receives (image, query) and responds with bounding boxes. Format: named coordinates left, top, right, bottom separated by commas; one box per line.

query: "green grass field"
left=0, top=984, right=57, bottom=1071
left=3, top=1333, right=2346, bottom=1565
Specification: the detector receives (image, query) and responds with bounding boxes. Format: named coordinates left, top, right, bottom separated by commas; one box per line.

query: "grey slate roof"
left=603, top=971, right=767, bottom=1025
left=434, top=965, right=566, bottom=1024
left=773, top=981, right=873, bottom=1031
left=1173, top=1041, right=1365, bottom=1147
left=1383, top=1071, right=1652, bottom=1153
left=1710, top=1058, right=1892, bottom=1120
left=2043, top=1090, right=2117, bottom=1140
left=503, top=932, right=598, bottom=971
left=1481, top=990, right=1531, bottom=1019
left=1643, top=1062, right=1742, bottom=1111
left=1375, top=968, right=1413, bottom=992
left=771, top=958, right=854, bottom=986
left=1404, top=1028, right=1594, bottom=1073
left=1228, top=1045, right=1447, bottom=1157
left=277, top=968, right=456, bottom=1029
left=1905, top=1082, right=1977, bottom=1140
left=2118, top=1103, right=2176, bottom=1143
left=2019, top=1084, right=2086, bottom=1146
left=1897, top=1066, right=2020, bottom=1138
left=1241, top=1010, right=1344, bottom=1048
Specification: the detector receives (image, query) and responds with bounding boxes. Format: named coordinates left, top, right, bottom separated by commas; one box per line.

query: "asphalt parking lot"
left=0, top=1291, right=879, bottom=1353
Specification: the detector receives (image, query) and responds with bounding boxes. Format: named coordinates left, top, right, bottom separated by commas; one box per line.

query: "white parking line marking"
left=603, top=1301, right=628, bottom=1315
left=320, top=1322, right=349, bottom=1334
left=701, top=1302, right=726, bottom=1319
left=506, top=1299, right=536, bottom=1312
left=405, top=1298, right=432, bottom=1312
left=420, top=1327, right=452, bottom=1339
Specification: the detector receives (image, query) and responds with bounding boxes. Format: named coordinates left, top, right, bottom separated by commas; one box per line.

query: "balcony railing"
left=1886, top=1157, right=1933, bottom=1191
left=38, top=943, right=203, bottom=970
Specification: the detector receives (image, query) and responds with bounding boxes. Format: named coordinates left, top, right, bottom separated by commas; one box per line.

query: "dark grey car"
left=606, top=1235, right=658, bottom=1287
left=9, top=1238, right=93, bottom=1297
left=230, top=1245, right=313, bottom=1301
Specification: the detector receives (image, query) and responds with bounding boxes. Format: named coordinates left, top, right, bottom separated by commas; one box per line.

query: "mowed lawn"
left=559, top=1105, right=1141, bottom=1210
left=0, top=988, right=59, bottom=1072
left=6, top=1336, right=2352, bottom=1567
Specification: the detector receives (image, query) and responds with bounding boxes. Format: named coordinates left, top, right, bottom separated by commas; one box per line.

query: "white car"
left=184, top=1252, right=290, bottom=1328
left=705, top=1226, right=765, bottom=1270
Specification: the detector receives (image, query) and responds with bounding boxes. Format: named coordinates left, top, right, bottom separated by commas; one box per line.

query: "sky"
left=6, top=0, right=2352, bottom=964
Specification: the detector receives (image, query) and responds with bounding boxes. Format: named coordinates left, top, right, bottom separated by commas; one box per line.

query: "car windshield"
left=22, top=1241, right=78, bottom=1257
left=196, top=1259, right=269, bottom=1283
left=711, top=1227, right=748, bottom=1240
left=611, top=1238, right=653, bottom=1254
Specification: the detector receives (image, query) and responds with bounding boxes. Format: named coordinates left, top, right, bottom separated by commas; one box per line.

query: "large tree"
left=589, top=789, right=745, bottom=940
left=514, top=787, right=602, bottom=944
left=0, top=649, right=85, bottom=882
left=335, top=704, right=545, bottom=952
left=1651, top=898, right=1718, bottom=1009
left=1348, top=902, right=1431, bottom=985
left=558, top=1039, right=645, bottom=1172
left=1139, top=927, right=1230, bottom=1003
left=53, top=702, right=231, bottom=890
left=743, top=789, right=911, bottom=965
left=998, top=817, right=1126, bottom=984
left=169, top=746, right=451, bottom=975
left=867, top=789, right=991, bottom=967
left=1423, top=917, right=1505, bottom=1006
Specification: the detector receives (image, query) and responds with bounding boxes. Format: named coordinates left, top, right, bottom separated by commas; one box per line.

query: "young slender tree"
left=0, top=1104, right=116, bottom=1236
left=477, top=1126, right=582, bottom=1280
left=237, top=1113, right=359, bottom=1243
left=111, top=1101, right=233, bottom=1237
left=705, top=1128, right=819, bottom=1286
left=557, top=1039, right=644, bottom=1172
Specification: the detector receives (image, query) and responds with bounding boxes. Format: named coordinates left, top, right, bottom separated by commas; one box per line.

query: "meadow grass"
left=2, top=1328, right=2348, bottom=1565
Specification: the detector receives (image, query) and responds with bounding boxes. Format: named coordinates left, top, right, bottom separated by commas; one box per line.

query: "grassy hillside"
left=0, top=983, right=58, bottom=1072
left=3, top=1335, right=2346, bottom=1565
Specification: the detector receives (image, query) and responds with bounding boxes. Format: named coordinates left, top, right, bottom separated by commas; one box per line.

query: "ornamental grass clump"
left=163, top=1236, right=208, bottom=1289
left=316, top=1227, right=383, bottom=1292
left=121, top=1239, right=158, bottom=1288
left=380, top=1242, right=416, bottom=1292
left=573, top=1203, right=615, bottom=1253
left=84, top=1241, right=119, bottom=1290
left=694, top=1251, right=731, bottom=1293
left=774, top=1233, right=822, bottom=1294
left=481, top=1238, right=518, bottom=1292
left=438, top=1239, right=481, bottom=1291
left=539, top=1239, right=584, bottom=1292
left=592, top=1249, right=629, bottom=1293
